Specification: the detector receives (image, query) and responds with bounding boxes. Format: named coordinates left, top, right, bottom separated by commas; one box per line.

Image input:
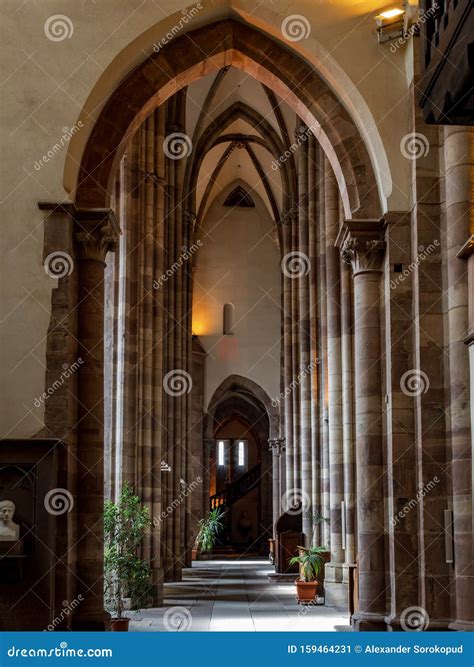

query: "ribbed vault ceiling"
left=186, top=66, right=299, bottom=223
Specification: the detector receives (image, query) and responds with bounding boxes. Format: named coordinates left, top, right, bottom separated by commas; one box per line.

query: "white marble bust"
left=0, top=500, right=20, bottom=541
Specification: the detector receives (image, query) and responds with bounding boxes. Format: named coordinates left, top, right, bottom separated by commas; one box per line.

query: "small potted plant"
left=289, top=546, right=327, bottom=604
left=195, top=508, right=224, bottom=559
left=104, top=483, right=152, bottom=631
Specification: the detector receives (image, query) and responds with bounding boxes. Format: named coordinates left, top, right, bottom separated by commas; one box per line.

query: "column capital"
left=336, top=218, right=386, bottom=275
left=74, top=209, right=121, bottom=263
left=39, top=202, right=121, bottom=264
left=268, top=437, right=286, bottom=456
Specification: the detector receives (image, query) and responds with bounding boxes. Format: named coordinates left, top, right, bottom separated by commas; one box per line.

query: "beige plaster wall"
left=192, top=182, right=281, bottom=407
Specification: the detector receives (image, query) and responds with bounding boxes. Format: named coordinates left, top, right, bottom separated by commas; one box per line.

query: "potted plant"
left=104, top=483, right=152, bottom=631
left=195, top=508, right=224, bottom=558
left=289, top=546, right=327, bottom=604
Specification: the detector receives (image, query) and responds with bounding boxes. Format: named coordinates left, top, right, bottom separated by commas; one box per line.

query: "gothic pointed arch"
left=72, top=18, right=382, bottom=219
left=205, top=374, right=279, bottom=442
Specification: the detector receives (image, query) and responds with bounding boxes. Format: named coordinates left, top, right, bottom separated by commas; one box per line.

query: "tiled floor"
left=129, top=559, right=351, bottom=632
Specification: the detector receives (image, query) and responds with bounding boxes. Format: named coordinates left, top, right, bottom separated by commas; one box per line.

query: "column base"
left=352, top=612, right=387, bottom=632
left=385, top=613, right=458, bottom=632
left=71, top=611, right=110, bottom=631
left=342, top=562, right=356, bottom=584
left=449, top=620, right=474, bottom=632
left=324, top=562, right=348, bottom=609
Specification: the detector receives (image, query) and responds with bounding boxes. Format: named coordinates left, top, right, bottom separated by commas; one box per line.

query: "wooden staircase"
left=209, top=463, right=261, bottom=510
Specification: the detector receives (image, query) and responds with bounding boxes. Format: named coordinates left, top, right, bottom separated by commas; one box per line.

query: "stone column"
left=408, top=104, right=450, bottom=627
left=318, top=149, right=330, bottom=548
left=444, top=127, right=473, bottom=631
left=282, top=210, right=296, bottom=494
left=340, top=261, right=355, bottom=571
left=297, top=127, right=312, bottom=542
left=72, top=208, right=120, bottom=630
left=382, top=211, right=419, bottom=629
left=269, top=438, right=286, bottom=530
left=324, top=161, right=345, bottom=605
left=308, top=134, right=321, bottom=544
left=338, top=219, right=386, bottom=631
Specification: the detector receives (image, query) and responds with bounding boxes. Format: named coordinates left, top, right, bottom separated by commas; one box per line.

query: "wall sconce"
left=375, top=7, right=407, bottom=43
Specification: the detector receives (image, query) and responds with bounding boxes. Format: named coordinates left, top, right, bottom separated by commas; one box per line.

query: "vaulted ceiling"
left=185, top=66, right=299, bottom=224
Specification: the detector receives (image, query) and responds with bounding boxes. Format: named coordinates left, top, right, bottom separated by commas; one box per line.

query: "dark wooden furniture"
left=273, top=510, right=303, bottom=574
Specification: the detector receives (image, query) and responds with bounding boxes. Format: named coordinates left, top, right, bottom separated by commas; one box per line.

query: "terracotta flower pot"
left=109, top=617, right=130, bottom=631
left=295, top=579, right=318, bottom=604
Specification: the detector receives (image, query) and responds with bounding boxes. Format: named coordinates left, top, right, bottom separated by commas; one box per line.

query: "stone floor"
left=129, top=558, right=351, bottom=632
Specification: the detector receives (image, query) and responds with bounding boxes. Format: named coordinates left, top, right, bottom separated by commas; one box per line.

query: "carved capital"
left=268, top=437, right=286, bottom=456
left=74, top=209, right=121, bottom=263
left=336, top=218, right=386, bottom=276
left=294, top=123, right=308, bottom=143
left=38, top=202, right=121, bottom=265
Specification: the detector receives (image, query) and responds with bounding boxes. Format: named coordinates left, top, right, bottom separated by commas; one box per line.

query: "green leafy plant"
left=289, top=546, right=327, bottom=582
left=195, top=508, right=224, bottom=552
left=104, top=483, right=152, bottom=619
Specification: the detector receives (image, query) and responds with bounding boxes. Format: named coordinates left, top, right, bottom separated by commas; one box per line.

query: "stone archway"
left=73, top=18, right=382, bottom=220
left=204, top=375, right=282, bottom=532
left=205, top=374, right=280, bottom=442
left=41, top=16, right=385, bottom=631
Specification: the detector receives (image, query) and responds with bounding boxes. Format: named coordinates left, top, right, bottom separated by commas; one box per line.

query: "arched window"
left=223, top=303, right=234, bottom=335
